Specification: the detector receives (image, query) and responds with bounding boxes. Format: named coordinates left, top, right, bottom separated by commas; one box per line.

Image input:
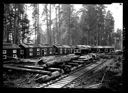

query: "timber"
left=72, top=60, right=85, bottom=63
left=47, top=68, right=61, bottom=71
left=67, top=62, right=79, bottom=66
left=3, top=64, right=51, bottom=75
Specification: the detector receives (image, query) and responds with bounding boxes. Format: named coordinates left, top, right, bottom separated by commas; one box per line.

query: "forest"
left=3, top=4, right=122, bottom=50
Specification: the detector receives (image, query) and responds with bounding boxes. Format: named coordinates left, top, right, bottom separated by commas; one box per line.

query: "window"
left=20, top=50, right=24, bottom=54
left=110, top=49, right=113, bottom=52
left=105, top=49, right=108, bottom=52
left=50, top=51, right=52, bottom=54
left=37, top=48, right=40, bottom=51
left=44, top=48, right=47, bottom=52
left=37, top=52, right=40, bottom=55
left=98, top=49, right=100, bottom=52
left=3, top=55, right=7, bottom=59
left=29, top=53, right=33, bottom=56
left=13, top=50, right=17, bottom=53
left=13, top=54, right=17, bottom=58
left=65, top=48, right=67, bottom=53
left=75, top=49, right=78, bottom=53
left=71, top=49, right=72, bottom=53
left=44, top=51, right=47, bottom=55
left=68, top=49, right=70, bottom=53
left=50, top=48, right=52, bottom=54
left=29, top=48, right=33, bottom=52
left=43, top=48, right=47, bottom=55
left=3, top=50, right=6, bottom=54
left=60, top=48, right=62, bottom=54
left=77, top=49, right=80, bottom=53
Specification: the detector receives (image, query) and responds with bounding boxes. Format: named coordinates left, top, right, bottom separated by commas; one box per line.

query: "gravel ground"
left=64, top=54, right=123, bottom=92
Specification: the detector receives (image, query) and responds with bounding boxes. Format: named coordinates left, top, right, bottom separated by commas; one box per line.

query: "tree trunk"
left=37, top=4, right=40, bottom=45
left=58, top=4, right=60, bottom=45
left=3, top=64, right=51, bottom=75
left=55, top=6, right=58, bottom=45
left=49, top=4, right=52, bottom=45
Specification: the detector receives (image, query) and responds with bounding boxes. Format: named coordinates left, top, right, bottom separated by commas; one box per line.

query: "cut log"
left=35, top=71, right=60, bottom=83
left=4, top=64, right=44, bottom=70
left=35, top=75, right=51, bottom=83
left=51, top=71, right=60, bottom=78
left=72, top=60, right=85, bottom=63
left=19, top=65, right=44, bottom=70
left=38, top=54, right=80, bottom=66
left=67, top=62, right=79, bottom=66
left=47, top=68, right=61, bottom=72
left=3, top=65, right=51, bottom=75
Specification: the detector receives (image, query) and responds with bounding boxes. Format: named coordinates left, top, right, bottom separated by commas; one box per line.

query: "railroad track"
left=44, top=59, right=113, bottom=88
left=3, top=56, right=95, bottom=88
left=3, top=54, right=113, bottom=88
left=35, top=60, right=95, bottom=88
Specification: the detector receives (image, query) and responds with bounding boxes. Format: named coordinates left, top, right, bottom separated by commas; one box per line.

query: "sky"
left=26, top=3, right=123, bottom=33
left=73, top=3, right=123, bottom=32
left=105, top=3, right=123, bottom=32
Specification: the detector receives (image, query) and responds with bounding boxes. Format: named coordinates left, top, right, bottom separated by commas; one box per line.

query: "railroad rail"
left=44, top=59, right=113, bottom=88
left=3, top=54, right=113, bottom=88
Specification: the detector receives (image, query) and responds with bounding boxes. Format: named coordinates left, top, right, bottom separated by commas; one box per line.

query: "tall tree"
left=31, top=4, right=39, bottom=45
left=3, top=4, right=26, bottom=45
left=80, top=4, right=97, bottom=45
left=104, top=10, right=114, bottom=46
left=60, top=4, right=73, bottom=45
left=93, top=5, right=106, bottom=46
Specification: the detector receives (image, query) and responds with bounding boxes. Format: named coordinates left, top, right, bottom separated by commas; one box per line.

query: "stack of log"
left=79, top=54, right=92, bottom=60
left=35, top=71, right=61, bottom=83
left=7, top=54, right=79, bottom=67
left=39, top=54, right=80, bottom=67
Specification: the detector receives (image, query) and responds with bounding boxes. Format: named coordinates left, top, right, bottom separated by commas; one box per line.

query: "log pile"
left=39, top=54, right=80, bottom=67
left=3, top=65, right=51, bottom=75
left=35, top=71, right=60, bottom=83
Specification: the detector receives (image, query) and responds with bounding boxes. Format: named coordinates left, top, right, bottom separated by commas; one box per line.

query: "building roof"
left=76, top=45, right=91, bottom=49
left=3, top=43, right=20, bottom=49
left=92, top=46, right=114, bottom=48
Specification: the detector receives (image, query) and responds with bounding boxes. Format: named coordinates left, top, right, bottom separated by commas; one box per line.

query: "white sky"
left=105, top=3, right=123, bottom=32
left=73, top=3, right=123, bottom=32
left=26, top=3, right=123, bottom=33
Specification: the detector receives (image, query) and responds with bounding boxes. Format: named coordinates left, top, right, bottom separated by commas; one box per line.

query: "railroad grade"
left=3, top=53, right=114, bottom=88
left=46, top=58, right=113, bottom=88
left=3, top=54, right=96, bottom=88
left=63, top=54, right=122, bottom=89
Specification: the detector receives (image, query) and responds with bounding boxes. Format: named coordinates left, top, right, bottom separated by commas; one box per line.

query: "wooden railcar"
left=62, top=45, right=71, bottom=55
left=3, top=43, right=21, bottom=61
left=76, top=45, right=91, bottom=55
left=53, top=45, right=72, bottom=55
left=91, top=46, right=115, bottom=53
left=20, top=45, right=54, bottom=58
